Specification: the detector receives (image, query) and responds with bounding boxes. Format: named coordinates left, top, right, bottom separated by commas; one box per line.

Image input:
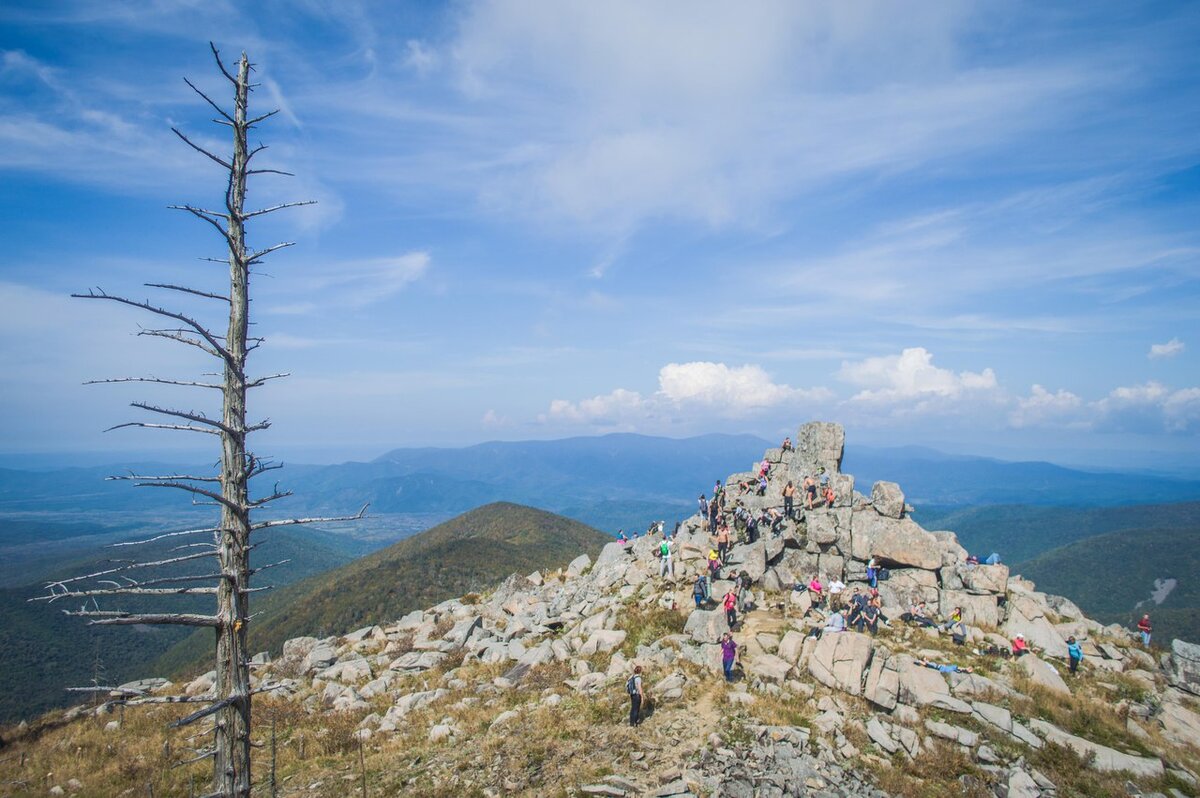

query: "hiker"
left=756, top=475, right=768, bottom=496
left=916, top=659, right=973, bottom=674
left=736, top=478, right=754, bottom=496
left=855, top=600, right=880, bottom=635
left=698, top=495, right=709, bottom=530
left=822, top=484, right=836, bottom=507
left=824, top=608, right=847, bottom=634
left=869, top=592, right=891, bottom=627
left=1011, top=633, right=1029, bottom=657
left=723, top=588, right=739, bottom=630
left=901, top=601, right=935, bottom=628
left=658, top=537, right=674, bottom=579
left=692, top=572, right=707, bottom=608
left=758, top=458, right=770, bottom=478
left=745, top=511, right=760, bottom=544
left=708, top=496, right=721, bottom=532
left=808, top=575, right=824, bottom=607
left=715, top=523, right=731, bottom=564
left=1137, top=614, right=1152, bottom=647
left=1067, top=636, right=1084, bottom=675
left=782, top=480, right=796, bottom=519
left=803, top=475, right=818, bottom=510
left=949, top=620, right=968, bottom=646
left=762, top=507, right=784, bottom=536
left=827, top=576, right=845, bottom=610
left=736, top=570, right=754, bottom=613
left=941, top=606, right=964, bottom=631
left=720, top=632, right=738, bottom=682
left=617, top=529, right=628, bottom=545
left=626, top=665, right=644, bottom=726
left=846, top=587, right=867, bottom=626
left=707, top=549, right=722, bottom=580
left=866, top=556, right=880, bottom=589
left=781, top=436, right=792, bottom=452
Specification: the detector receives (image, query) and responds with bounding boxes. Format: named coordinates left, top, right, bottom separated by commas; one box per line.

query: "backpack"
left=660, top=541, right=670, bottom=557
left=626, top=675, right=638, bottom=695
left=878, top=568, right=891, bottom=582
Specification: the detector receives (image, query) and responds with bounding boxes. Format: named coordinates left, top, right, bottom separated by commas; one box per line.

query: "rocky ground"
left=4, top=422, right=1200, bottom=797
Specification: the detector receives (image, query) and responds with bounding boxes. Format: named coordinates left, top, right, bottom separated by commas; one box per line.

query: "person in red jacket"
left=1137, top=614, right=1152, bottom=647
left=1011, top=633, right=1029, bottom=657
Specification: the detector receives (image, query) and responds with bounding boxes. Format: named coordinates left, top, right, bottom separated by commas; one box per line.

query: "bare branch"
left=104, top=421, right=220, bottom=436
left=246, top=372, right=290, bottom=388
left=168, top=203, right=234, bottom=247
left=171, top=695, right=238, bottom=728
left=41, top=585, right=219, bottom=601
left=170, top=128, right=232, bottom=170
left=72, top=288, right=232, bottom=364
left=247, top=241, right=294, bottom=262
left=39, top=552, right=216, bottom=591
left=138, top=328, right=222, bottom=359
left=250, top=559, right=290, bottom=576
left=247, top=108, right=280, bottom=126
left=242, top=200, right=316, bottom=220
left=84, top=376, right=224, bottom=390
left=112, top=526, right=223, bottom=548
left=176, top=748, right=217, bottom=766
left=182, top=76, right=233, bottom=123
left=246, top=168, right=295, bottom=177
left=209, top=42, right=237, bottom=84
left=130, top=402, right=233, bottom=434
left=66, top=610, right=221, bottom=627
left=145, top=282, right=231, bottom=304
left=251, top=504, right=369, bottom=532
left=127, top=480, right=241, bottom=511
left=109, top=473, right=221, bottom=483
left=248, top=488, right=291, bottom=508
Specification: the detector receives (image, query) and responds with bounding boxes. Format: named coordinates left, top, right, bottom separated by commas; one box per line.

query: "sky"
left=0, top=1, right=1197, bottom=468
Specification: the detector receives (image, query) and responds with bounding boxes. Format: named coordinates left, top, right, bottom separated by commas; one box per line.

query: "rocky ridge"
left=15, top=422, right=1200, bottom=797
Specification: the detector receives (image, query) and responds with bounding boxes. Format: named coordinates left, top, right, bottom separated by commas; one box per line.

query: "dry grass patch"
left=866, top=739, right=991, bottom=798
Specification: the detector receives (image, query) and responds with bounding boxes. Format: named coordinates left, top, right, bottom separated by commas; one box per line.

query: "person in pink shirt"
left=808, top=575, right=824, bottom=607
left=1011, top=633, right=1029, bottom=657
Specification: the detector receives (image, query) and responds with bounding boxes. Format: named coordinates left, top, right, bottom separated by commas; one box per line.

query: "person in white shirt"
left=827, top=578, right=846, bottom=611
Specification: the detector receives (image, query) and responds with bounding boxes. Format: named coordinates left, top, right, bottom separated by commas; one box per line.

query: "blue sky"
left=0, top=1, right=1197, bottom=467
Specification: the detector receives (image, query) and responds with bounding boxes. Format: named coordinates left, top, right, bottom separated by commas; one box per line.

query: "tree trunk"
left=213, top=52, right=253, bottom=798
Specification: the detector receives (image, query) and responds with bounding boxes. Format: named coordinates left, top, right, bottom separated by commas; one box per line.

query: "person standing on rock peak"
left=782, top=480, right=796, bottom=520
left=720, top=632, right=739, bottom=682
left=1137, top=614, right=1153, bottom=647
left=626, top=665, right=644, bottom=726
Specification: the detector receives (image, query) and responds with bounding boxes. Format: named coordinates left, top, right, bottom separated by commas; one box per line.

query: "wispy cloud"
left=1149, top=338, right=1185, bottom=359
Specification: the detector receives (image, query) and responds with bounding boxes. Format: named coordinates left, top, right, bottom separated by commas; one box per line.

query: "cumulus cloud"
left=1148, top=338, right=1185, bottom=359
left=1093, top=382, right=1200, bottom=433
left=544, top=361, right=829, bottom=426
left=1008, top=384, right=1084, bottom=429
left=838, top=347, right=998, bottom=406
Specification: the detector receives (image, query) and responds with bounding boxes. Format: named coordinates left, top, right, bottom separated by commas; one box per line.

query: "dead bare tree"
left=31, top=45, right=363, bottom=798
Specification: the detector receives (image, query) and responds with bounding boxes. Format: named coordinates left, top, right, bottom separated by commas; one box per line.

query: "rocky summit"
left=4, top=422, right=1200, bottom=797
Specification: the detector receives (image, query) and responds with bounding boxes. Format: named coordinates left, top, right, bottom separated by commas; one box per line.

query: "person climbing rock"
left=723, top=588, right=739, bottom=630
left=803, top=475, right=817, bottom=510
left=693, top=572, right=708, bottom=609
left=720, top=632, right=738, bottom=682
left=782, top=480, right=796, bottom=520
left=758, top=458, right=770, bottom=478
left=781, top=436, right=792, bottom=452
left=715, top=523, right=731, bottom=564
left=1137, top=614, right=1152, bottom=647
left=626, top=665, right=644, bottom=726
left=1067, top=636, right=1084, bottom=675
left=707, top=548, right=722, bottom=581
left=822, top=483, right=836, bottom=507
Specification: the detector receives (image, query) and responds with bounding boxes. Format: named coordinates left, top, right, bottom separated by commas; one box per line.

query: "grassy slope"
left=1015, top=525, right=1200, bottom=643
left=153, top=502, right=612, bottom=677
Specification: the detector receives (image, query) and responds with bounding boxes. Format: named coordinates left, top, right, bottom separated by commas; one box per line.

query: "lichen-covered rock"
left=849, top=511, right=943, bottom=570
left=1166, top=639, right=1200, bottom=696
left=962, top=563, right=1009, bottom=594
left=870, top=481, right=905, bottom=519
left=807, top=631, right=873, bottom=696
left=684, top=609, right=730, bottom=644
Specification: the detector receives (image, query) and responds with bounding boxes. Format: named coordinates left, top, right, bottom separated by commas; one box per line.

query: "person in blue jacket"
left=1067, top=636, right=1084, bottom=675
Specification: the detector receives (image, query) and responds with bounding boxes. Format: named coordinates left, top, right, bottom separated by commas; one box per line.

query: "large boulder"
left=863, top=649, right=899, bottom=710
left=566, top=553, right=592, bottom=578
left=790, top=421, right=845, bottom=476
left=594, top=541, right=629, bottom=568
left=1028, top=720, right=1163, bottom=778
left=962, top=563, right=1008, bottom=594
left=849, top=511, right=943, bottom=570
left=806, top=512, right=839, bottom=546
left=684, top=609, right=730, bottom=644
left=1003, top=594, right=1068, bottom=659
left=895, top=658, right=972, bottom=713
left=938, top=590, right=1000, bottom=628
left=882, top=568, right=939, bottom=607
left=807, top=631, right=873, bottom=696
left=870, top=481, right=905, bottom=519
left=727, top=540, right=768, bottom=582
left=1018, top=655, right=1070, bottom=695
left=1165, top=639, right=1200, bottom=696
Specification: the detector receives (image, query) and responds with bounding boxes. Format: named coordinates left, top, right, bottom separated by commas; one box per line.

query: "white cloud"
left=1148, top=338, right=1185, bottom=359
left=544, top=361, right=831, bottom=427
left=838, top=347, right=998, bottom=405
left=481, top=408, right=509, bottom=427
left=658, top=362, right=830, bottom=408
left=1008, top=384, right=1084, bottom=429
left=266, top=252, right=429, bottom=312
left=1093, top=382, right=1200, bottom=433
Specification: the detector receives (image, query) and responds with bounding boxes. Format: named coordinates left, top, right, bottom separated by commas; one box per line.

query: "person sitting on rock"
left=781, top=436, right=792, bottom=452
left=720, top=632, right=738, bottom=682
left=617, top=529, right=628, bottom=545
left=723, top=589, right=739, bottom=630
left=901, top=601, right=936, bottom=628
left=941, top=606, right=963, bottom=631
left=1011, top=633, right=1030, bottom=657
left=1067, top=636, right=1084, bottom=675
left=803, top=475, right=818, bottom=510
left=869, top=593, right=891, bottom=628
left=822, top=484, right=836, bottom=507
left=1137, top=614, right=1152, bottom=647
left=949, top=620, right=968, bottom=646
left=808, top=575, right=824, bottom=607
left=824, top=608, right=847, bottom=634
left=846, top=587, right=868, bottom=627
left=916, top=659, right=973, bottom=674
